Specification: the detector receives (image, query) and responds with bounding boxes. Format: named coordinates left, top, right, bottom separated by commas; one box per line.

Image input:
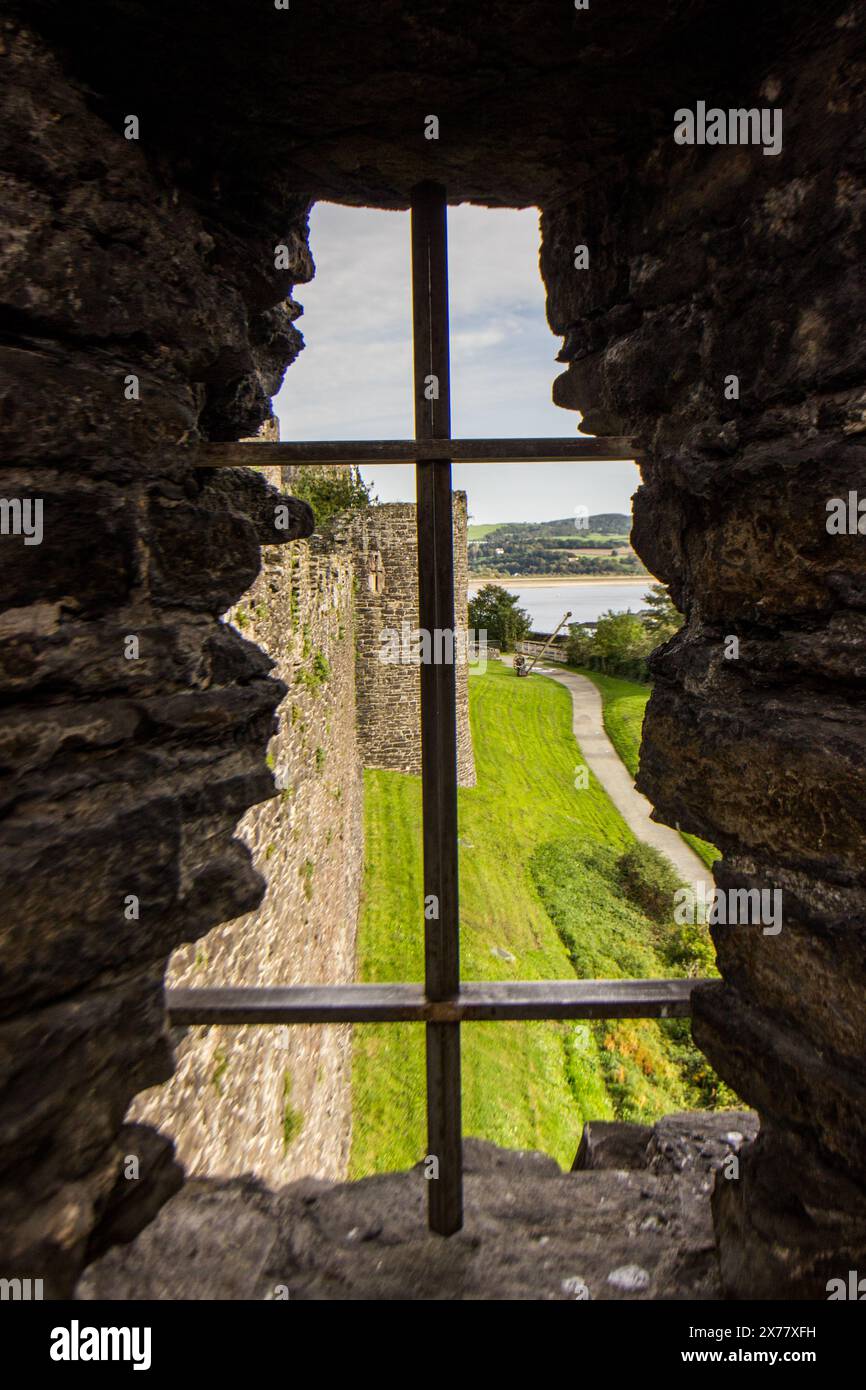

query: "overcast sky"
left=273, top=203, right=641, bottom=524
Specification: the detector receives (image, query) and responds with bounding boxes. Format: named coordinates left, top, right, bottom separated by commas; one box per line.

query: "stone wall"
left=541, top=10, right=866, bottom=1297
left=0, top=18, right=315, bottom=1295
left=128, top=479, right=473, bottom=1184
left=131, top=517, right=363, bottom=1186
left=5, top=0, right=863, bottom=1301
left=352, top=498, right=476, bottom=787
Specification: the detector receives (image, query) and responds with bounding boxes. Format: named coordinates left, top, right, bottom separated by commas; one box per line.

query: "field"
left=467, top=515, right=639, bottom=579
left=350, top=662, right=730, bottom=1178
left=467, top=523, right=506, bottom=540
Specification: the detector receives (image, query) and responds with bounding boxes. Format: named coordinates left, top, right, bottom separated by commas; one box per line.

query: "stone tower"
left=350, top=497, right=476, bottom=787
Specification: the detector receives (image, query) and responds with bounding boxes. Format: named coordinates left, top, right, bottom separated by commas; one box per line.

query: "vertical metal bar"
left=410, top=180, right=463, bottom=1236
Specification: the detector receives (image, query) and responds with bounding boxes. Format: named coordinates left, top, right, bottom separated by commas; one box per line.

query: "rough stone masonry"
left=1, top=0, right=864, bottom=1298
left=130, top=475, right=475, bottom=1191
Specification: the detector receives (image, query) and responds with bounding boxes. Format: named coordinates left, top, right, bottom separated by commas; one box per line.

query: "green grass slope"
left=350, top=662, right=729, bottom=1178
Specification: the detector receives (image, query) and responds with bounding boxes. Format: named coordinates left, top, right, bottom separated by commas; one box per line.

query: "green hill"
left=468, top=513, right=630, bottom=542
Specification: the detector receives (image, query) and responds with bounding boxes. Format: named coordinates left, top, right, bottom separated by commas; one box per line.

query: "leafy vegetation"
left=281, top=1070, right=304, bottom=1150
left=564, top=583, right=680, bottom=681
left=467, top=583, right=533, bottom=650
left=212, top=1047, right=229, bottom=1095
left=642, top=584, right=681, bottom=641
left=467, top=513, right=644, bottom=576
left=529, top=837, right=735, bottom=1114
left=350, top=662, right=734, bottom=1177
left=296, top=649, right=331, bottom=693
left=300, top=858, right=315, bottom=901
left=290, top=466, right=372, bottom=527
left=617, top=841, right=685, bottom=923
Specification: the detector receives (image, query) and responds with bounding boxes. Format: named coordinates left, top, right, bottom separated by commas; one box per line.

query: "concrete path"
left=538, top=665, right=707, bottom=891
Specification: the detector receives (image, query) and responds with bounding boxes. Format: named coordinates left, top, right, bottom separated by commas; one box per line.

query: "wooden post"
left=411, top=180, right=463, bottom=1236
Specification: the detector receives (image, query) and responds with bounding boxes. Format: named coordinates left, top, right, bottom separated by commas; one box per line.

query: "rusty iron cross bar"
left=167, top=980, right=700, bottom=1025
left=186, top=437, right=639, bottom=465
left=411, top=180, right=463, bottom=1235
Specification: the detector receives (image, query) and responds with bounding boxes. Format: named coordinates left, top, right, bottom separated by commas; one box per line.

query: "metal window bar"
left=168, top=182, right=714, bottom=1235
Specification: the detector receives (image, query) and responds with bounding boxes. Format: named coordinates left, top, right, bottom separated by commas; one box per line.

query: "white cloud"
left=273, top=202, right=640, bottom=522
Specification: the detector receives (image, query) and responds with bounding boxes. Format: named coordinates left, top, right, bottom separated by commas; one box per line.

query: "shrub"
left=295, top=649, right=330, bottom=693
left=291, top=468, right=372, bottom=527
left=300, top=858, right=315, bottom=900
left=616, top=841, right=683, bottom=923
left=281, top=1071, right=304, bottom=1150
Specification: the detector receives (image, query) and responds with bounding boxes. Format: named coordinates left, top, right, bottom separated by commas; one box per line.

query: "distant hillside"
left=468, top=513, right=630, bottom=541
left=467, top=513, right=643, bottom=579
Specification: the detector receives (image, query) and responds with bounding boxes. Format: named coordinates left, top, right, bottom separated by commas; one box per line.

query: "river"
left=467, top=579, right=653, bottom=631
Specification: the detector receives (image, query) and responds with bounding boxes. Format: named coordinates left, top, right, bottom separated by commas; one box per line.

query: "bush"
left=291, top=468, right=372, bottom=527
left=577, top=651, right=650, bottom=683
left=616, top=841, right=683, bottom=923
left=565, top=626, right=594, bottom=665
left=564, top=591, right=681, bottom=683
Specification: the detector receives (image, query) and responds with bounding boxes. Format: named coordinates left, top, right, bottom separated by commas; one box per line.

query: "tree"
left=468, top=583, right=532, bottom=650
left=591, top=609, right=650, bottom=663
left=565, top=623, right=594, bottom=665
left=642, top=583, right=681, bottom=643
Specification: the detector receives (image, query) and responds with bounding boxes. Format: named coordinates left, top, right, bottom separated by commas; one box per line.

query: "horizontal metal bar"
left=187, top=437, right=639, bottom=467
left=166, top=978, right=703, bottom=1026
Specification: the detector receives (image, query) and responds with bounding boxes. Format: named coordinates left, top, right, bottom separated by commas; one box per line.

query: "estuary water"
left=467, top=579, right=653, bottom=632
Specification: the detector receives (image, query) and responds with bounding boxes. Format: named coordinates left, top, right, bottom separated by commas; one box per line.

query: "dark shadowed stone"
left=573, top=1121, right=653, bottom=1171
left=712, top=1124, right=866, bottom=1300
left=86, top=1125, right=184, bottom=1262
left=197, top=467, right=315, bottom=545
left=537, top=7, right=866, bottom=1294
left=647, top=1111, right=758, bottom=1185
left=147, top=496, right=263, bottom=613
left=0, top=968, right=173, bottom=1298
left=78, top=1139, right=721, bottom=1301
left=573, top=1112, right=757, bottom=1190
left=79, top=1176, right=281, bottom=1302
left=0, top=482, right=137, bottom=613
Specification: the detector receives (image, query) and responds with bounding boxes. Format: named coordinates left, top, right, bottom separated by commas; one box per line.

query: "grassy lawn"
left=572, top=668, right=721, bottom=871
left=350, top=661, right=728, bottom=1178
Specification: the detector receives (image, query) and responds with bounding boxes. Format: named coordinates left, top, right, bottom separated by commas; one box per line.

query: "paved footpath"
left=538, top=665, right=708, bottom=892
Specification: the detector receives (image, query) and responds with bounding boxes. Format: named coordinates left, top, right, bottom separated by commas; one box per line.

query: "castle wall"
left=352, top=498, right=476, bottom=787
left=130, top=484, right=475, bottom=1185
left=0, top=23, right=315, bottom=1294
left=541, top=17, right=866, bottom=1296
left=131, top=514, right=363, bottom=1186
